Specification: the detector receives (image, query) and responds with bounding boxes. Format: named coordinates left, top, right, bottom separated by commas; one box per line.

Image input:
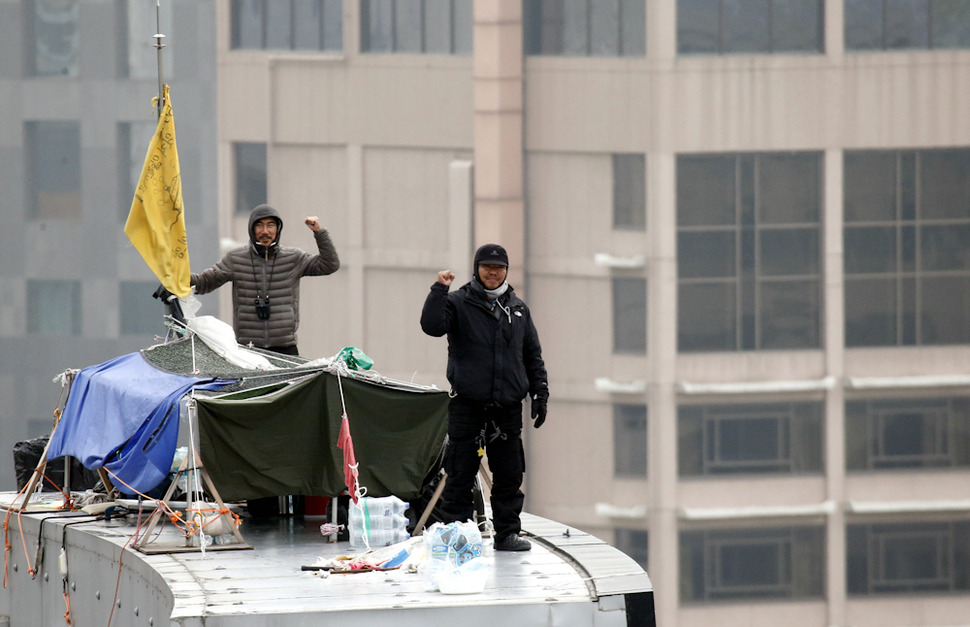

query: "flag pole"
left=148, top=0, right=185, bottom=326
left=154, top=0, right=166, bottom=119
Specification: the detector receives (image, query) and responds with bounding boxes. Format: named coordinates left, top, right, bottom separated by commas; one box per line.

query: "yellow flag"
left=124, top=84, right=191, bottom=297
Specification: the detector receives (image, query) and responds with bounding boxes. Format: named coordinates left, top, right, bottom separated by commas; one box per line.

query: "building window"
left=118, top=121, right=157, bottom=221
left=613, top=154, right=646, bottom=230
left=614, top=404, right=647, bottom=477
left=679, top=402, right=823, bottom=476
left=845, top=0, right=970, bottom=50
left=613, top=277, right=646, bottom=353
left=524, top=0, right=645, bottom=56
left=32, top=0, right=79, bottom=77
left=231, top=0, right=343, bottom=51
left=120, top=281, right=164, bottom=336
left=844, top=149, right=970, bottom=347
left=234, top=142, right=267, bottom=215
left=27, top=280, right=81, bottom=336
left=27, top=121, right=81, bottom=220
left=677, top=152, right=823, bottom=352
left=848, top=521, right=970, bottom=594
left=845, top=397, right=970, bottom=470
left=681, top=526, right=825, bottom=602
left=615, top=528, right=648, bottom=570
left=678, top=0, right=823, bottom=54
left=361, top=0, right=472, bottom=54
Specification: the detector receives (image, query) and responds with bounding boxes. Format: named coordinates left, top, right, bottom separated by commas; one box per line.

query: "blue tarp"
left=46, top=352, right=227, bottom=495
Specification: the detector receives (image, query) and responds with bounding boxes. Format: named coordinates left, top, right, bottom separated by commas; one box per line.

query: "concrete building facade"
left=6, top=1, right=968, bottom=625
left=213, top=2, right=970, bottom=625
left=0, top=0, right=220, bottom=489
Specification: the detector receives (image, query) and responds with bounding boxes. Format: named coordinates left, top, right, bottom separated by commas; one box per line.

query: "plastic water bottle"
left=348, top=496, right=410, bottom=549
left=361, top=527, right=410, bottom=548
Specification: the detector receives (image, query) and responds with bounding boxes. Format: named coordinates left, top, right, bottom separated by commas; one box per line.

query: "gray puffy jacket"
left=191, top=205, right=339, bottom=350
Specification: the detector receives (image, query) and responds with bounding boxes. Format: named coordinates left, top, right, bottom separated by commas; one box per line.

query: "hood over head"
left=249, top=204, right=283, bottom=256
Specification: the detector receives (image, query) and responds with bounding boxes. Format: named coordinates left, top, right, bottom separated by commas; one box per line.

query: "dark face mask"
left=254, top=297, right=271, bottom=320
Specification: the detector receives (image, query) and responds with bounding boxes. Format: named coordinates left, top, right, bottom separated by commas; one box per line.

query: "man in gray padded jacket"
left=191, top=204, right=340, bottom=356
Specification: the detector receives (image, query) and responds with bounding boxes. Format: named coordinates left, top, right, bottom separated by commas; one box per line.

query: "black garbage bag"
left=13, top=436, right=99, bottom=492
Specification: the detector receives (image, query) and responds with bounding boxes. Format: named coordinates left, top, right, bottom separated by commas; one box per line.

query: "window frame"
left=678, top=401, right=824, bottom=477
left=847, top=521, right=970, bottom=594
left=845, top=396, right=970, bottom=471
left=677, top=151, right=824, bottom=352
left=677, top=0, right=824, bottom=55
left=26, top=279, right=82, bottom=336
left=26, top=120, right=82, bottom=221
left=613, top=403, right=647, bottom=477
left=523, top=0, right=646, bottom=57
left=233, top=142, right=268, bottom=216
left=680, top=526, right=826, bottom=602
left=844, top=0, right=970, bottom=51
left=843, top=148, right=970, bottom=347
left=360, top=0, right=472, bottom=55
left=612, top=153, right=646, bottom=231
left=612, top=276, right=647, bottom=354
left=230, top=0, right=343, bottom=51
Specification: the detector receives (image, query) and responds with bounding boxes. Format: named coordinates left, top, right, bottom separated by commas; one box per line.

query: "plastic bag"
left=435, top=556, right=488, bottom=594
left=338, top=346, right=374, bottom=371
left=419, top=521, right=483, bottom=591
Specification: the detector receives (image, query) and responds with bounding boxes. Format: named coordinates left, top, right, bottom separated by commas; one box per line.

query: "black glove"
left=531, top=396, right=547, bottom=429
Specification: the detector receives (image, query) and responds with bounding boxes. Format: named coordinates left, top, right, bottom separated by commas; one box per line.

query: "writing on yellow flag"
left=124, top=84, right=191, bottom=297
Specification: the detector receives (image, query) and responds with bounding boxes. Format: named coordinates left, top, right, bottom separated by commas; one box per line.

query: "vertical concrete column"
left=472, top=0, right=525, bottom=288
left=823, top=148, right=847, bottom=625
left=648, top=153, right=680, bottom=627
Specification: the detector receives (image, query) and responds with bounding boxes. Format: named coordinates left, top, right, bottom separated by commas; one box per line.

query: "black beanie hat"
left=474, top=243, right=509, bottom=268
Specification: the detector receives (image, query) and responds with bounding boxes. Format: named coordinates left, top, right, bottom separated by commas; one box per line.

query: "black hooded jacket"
left=421, top=278, right=549, bottom=407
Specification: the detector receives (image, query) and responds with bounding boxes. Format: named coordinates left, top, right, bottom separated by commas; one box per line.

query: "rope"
left=332, top=355, right=373, bottom=551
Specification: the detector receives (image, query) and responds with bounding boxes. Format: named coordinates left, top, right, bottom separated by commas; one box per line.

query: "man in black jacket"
left=420, top=244, right=549, bottom=551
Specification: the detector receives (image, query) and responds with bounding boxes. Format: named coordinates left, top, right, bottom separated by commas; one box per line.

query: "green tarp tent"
left=197, top=370, right=448, bottom=502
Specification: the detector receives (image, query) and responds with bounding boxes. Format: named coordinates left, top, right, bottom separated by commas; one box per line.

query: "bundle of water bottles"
left=419, top=520, right=485, bottom=593
left=348, top=495, right=410, bottom=550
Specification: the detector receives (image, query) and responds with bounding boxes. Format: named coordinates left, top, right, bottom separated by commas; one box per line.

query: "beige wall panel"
left=527, top=275, right=612, bottom=397
left=270, top=144, right=350, bottom=243
left=525, top=60, right=652, bottom=152
left=523, top=400, right=613, bottom=523
left=270, top=60, right=350, bottom=144
left=299, top=269, right=354, bottom=359
left=840, top=54, right=970, bottom=148
left=362, top=146, right=468, bottom=253
left=266, top=144, right=351, bottom=359
left=678, top=602, right=827, bottom=627
left=221, top=56, right=473, bottom=148
left=525, top=54, right=970, bottom=157
left=844, top=473, right=970, bottom=503
left=218, top=55, right=271, bottom=140
left=363, top=267, right=448, bottom=390
left=527, top=152, right=613, bottom=260
left=267, top=59, right=474, bottom=148
left=847, top=598, right=970, bottom=627
left=677, top=476, right=827, bottom=510
left=669, top=60, right=833, bottom=152
left=844, top=346, right=970, bottom=378
left=677, top=351, right=827, bottom=383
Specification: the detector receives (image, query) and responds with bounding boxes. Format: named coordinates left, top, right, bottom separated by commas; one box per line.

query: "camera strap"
left=250, top=249, right=278, bottom=304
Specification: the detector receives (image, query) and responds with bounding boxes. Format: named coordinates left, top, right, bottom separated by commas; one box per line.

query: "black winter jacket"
left=421, top=280, right=549, bottom=407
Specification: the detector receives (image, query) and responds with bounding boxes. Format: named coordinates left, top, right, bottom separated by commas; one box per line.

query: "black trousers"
left=439, top=397, right=526, bottom=542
